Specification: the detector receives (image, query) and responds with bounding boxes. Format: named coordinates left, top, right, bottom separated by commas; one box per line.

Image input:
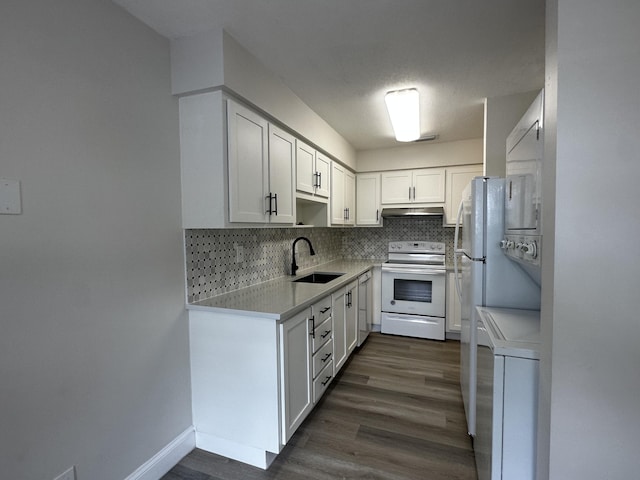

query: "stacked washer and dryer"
left=455, top=90, right=545, bottom=480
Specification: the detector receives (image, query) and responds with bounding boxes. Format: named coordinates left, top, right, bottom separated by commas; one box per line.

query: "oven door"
left=381, top=266, right=446, bottom=317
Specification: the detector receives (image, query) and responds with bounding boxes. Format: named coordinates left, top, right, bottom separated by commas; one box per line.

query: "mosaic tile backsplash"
left=185, top=228, right=343, bottom=302
left=185, top=217, right=456, bottom=303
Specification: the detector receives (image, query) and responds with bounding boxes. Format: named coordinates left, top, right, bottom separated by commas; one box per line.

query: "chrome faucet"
left=291, top=236, right=316, bottom=275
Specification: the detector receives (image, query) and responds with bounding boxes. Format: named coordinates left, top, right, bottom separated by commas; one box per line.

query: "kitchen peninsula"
left=187, top=259, right=374, bottom=469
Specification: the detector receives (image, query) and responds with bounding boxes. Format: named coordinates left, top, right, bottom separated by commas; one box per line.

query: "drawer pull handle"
left=320, top=307, right=331, bottom=314
left=321, top=375, right=332, bottom=386
left=321, top=330, right=331, bottom=339
left=321, top=353, right=331, bottom=362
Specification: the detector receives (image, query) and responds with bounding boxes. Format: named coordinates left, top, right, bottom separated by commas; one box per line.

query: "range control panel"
left=388, top=241, right=445, bottom=254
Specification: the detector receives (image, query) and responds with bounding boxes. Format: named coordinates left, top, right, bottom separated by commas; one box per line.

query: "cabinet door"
left=345, top=170, right=356, bottom=225
left=227, top=100, right=269, bottom=223
left=331, top=163, right=345, bottom=225
left=413, top=168, right=445, bottom=203
left=444, top=165, right=483, bottom=226
left=332, top=288, right=347, bottom=372
left=345, top=282, right=358, bottom=354
left=356, top=173, right=381, bottom=225
left=281, top=310, right=313, bottom=443
left=314, top=152, right=331, bottom=198
left=295, top=140, right=315, bottom=195
left=268, top=125, right=295, bottom=224
left=446, top=272, right=462, bottom=332
left=381, top=171, right=412, bottom=204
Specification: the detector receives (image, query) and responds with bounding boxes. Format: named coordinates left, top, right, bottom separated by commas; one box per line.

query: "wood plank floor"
left=162, top=333, right=477, bottom=480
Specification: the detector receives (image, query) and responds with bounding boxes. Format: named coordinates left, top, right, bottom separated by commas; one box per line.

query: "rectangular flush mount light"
left=385, top=88, right=420, bottom=142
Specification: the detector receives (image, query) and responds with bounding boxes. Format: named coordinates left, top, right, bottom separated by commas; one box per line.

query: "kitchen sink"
left=293, top=272, right=345, bottom=284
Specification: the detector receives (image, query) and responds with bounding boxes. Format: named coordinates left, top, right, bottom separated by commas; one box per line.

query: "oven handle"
left=382, top=267, right=445, bottom=276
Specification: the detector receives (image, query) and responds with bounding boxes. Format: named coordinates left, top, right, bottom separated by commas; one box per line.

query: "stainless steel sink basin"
left=293, top=272, right=344, bottom=284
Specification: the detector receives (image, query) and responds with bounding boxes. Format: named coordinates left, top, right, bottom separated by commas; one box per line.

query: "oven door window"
left=394, top=278, right=433, bottom=303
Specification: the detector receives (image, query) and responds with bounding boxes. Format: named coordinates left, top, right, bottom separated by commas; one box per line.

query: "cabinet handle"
left=317, top=171, right=322, bottom=189
left=320, top=306, right=331, bottom=314
left=409, top=187, right=412, bottom=200
left=273, top=193, right=278, bottom=216
left=321, top=330, right=331, bottom=339
left=376, top=209, right=379, bottom=222
left=265, top=193, right=272, bottom=214
left=321, top=352, right=331, bottom=362
left=413, top=186, right=416, bottom=200
left=344, top=208, right=348, bottom=220
left=321, top=375, right=333, bottom=386
left=309, top=315, right=315, bottom=338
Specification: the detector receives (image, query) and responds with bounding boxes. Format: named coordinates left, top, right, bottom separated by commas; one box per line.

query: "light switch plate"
left=0, top=178, right=22, bottom=214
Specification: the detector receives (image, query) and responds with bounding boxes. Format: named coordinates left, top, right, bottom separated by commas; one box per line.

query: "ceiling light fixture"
left=384, top=88, right=420, bottom=142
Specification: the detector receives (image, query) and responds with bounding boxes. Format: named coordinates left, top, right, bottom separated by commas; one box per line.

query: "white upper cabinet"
left=227, top=100, right=270, bottom=223
left=443, top=164, right=483, bottom=226
left=179, top=91, right=296, bottom=228
left=356, top=173, right=381, bottom=226
left=228, top=100, right=295, bottom=225
left=345, top=170, right=355, bottom=226
left=331, top=163, right=355, bottom=225
left=381, top=168, right=445, bottom=205
left=296, top=140, right=331, bottom=199
left=331, top=163, right=345, bottom=224
left=315, top=152, right=332, bottom=199
left=268, top=124, right=296, bottom=224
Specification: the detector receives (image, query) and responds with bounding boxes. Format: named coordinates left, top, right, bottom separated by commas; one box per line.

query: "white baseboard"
left=124, top=426, right=196, bottom=480
left=195, top=431, right=277, bottom=470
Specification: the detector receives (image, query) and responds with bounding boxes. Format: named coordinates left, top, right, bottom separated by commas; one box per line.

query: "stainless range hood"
left=380, top=206, right=445, bottom=218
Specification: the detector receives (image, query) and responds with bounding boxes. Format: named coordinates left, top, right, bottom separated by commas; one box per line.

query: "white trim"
left=195, top=431, right=278, bottom=470
left=124, top=427, right=195, bottom=480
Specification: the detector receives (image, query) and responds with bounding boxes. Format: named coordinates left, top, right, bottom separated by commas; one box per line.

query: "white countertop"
left=476, top=306, right=541, bottom=359
left=187, top=260, right=377, bottom=320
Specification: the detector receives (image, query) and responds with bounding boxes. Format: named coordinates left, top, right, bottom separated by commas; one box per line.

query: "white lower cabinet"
left=281, top=309, right=313, bottom=443
left=332, top=280, right=358, bottom=373
left=189, top=293, right=341, bottom=470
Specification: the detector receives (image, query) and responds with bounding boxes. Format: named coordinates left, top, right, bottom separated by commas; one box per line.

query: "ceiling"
left=113, top=0, right=545, bottom=151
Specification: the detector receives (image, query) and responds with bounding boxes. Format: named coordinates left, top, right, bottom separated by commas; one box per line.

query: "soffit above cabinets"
left=113, top=0, right=544, bottom=151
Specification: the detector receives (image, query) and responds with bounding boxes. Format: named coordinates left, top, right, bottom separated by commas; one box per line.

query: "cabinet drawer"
left=313, top=361, right=334, bottom=403
left=312, top=339, right=333, bottom=378
left=312, top=316, right=332, bottom=353
left=313, top=296, right=332, bottom=324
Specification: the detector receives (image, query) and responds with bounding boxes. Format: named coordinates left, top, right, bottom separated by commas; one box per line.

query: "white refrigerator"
left=454, top=177, right=540, bottom=437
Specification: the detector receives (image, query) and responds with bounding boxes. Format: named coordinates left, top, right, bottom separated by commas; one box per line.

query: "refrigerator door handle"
left=453, top=199, right=464, bottom=302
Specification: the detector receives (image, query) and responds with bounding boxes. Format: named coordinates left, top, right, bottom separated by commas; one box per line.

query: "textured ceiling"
left=113, top=0, right=545, bottom=151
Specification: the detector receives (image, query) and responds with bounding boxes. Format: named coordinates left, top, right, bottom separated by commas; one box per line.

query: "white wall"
left=356, top=138, right=482, bottom=172
left=484, top=90, right=540, bottom=177
left=0, top=2, right=191, bottom=479
left=539, top=1, right=640, bottom=479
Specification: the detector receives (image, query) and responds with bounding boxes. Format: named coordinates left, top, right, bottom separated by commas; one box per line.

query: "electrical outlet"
left=53, top=465, right=76, bottom=480
left=235, top=243, right=244, bottom=263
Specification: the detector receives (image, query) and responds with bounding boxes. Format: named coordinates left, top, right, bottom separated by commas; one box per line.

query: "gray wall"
left=0, top=1, right=190, bottom=479
left=539, top=1, right=640, bottom=478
